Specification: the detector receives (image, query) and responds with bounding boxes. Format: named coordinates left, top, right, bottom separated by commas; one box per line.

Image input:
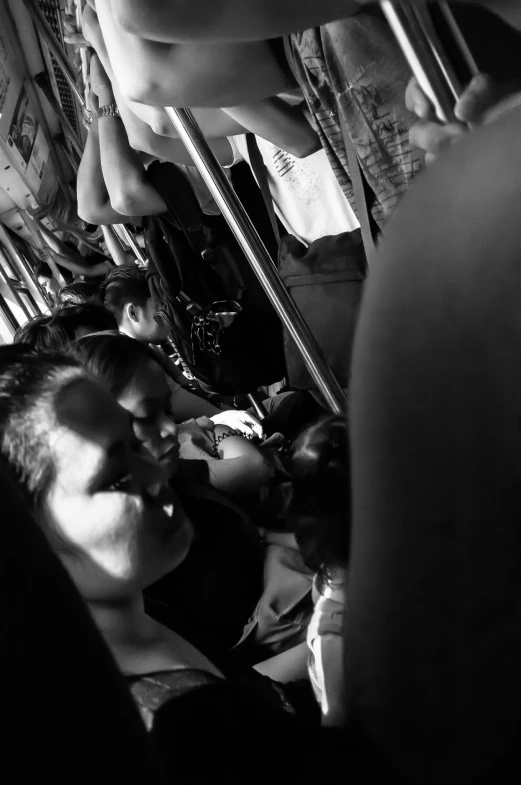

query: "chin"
left=164, top=515, right=194, bottom=573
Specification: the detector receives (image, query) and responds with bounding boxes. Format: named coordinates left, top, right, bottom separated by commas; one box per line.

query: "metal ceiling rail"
left=164, top=106, right=346, bottom=415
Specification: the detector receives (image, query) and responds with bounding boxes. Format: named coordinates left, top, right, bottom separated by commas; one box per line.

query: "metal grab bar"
left=119, top=225, right=148, bottom=266
left=380, top=1, right=478, bottom=124
left=164, top=107, right=346, bottom=415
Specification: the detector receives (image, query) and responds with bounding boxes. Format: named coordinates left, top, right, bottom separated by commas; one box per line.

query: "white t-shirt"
left=228, top=135, right=359, bottom=245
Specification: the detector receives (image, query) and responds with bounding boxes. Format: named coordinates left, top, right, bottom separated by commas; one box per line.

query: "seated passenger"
left=74, top=332, right=271, bottom=498
left=289, top=416, right=349, bottom=727
left=101, top=266, right=263, bottom=436
left=0, top=345, right=346, bottom=783
left=14, top=303, right=117, bottom=351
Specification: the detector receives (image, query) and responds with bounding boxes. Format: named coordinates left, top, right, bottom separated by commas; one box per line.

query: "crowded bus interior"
left=2, top=1, right=521, bottom=782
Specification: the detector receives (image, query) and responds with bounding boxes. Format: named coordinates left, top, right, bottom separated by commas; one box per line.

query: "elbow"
left=109, top=188, right=142, bottom=217
left=77, top=199, right=105, bottom=227
left=289, top=135, right=322, bottom=159
left=122, top=79, right=173, bottom=111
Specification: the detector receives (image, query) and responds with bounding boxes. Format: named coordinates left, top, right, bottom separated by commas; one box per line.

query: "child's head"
left=288, top=416, right=350, bottom=589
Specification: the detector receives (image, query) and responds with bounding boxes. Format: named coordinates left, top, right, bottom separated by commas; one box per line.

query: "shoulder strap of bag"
left=337, top=109, right=378, bottom=260
left=246, top=134, right=281, bottom=245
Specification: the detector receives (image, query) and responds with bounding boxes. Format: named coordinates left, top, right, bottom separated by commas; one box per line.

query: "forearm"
left=209, top=431, right=271, bottom=495
left=110, top=0, right=358, bottom=43
left=96, top=83, right=166, bottom=216
left=98, top=2, right=289, bottom=108
left=206, top=455, right=270, bottom=496
left=77, top=123, right=117, bottom=225
left=47, top=250, right=111, bottom=278
left=222, top=97, right=321, bottom=157
left=126, top=41, right=289, bottom=108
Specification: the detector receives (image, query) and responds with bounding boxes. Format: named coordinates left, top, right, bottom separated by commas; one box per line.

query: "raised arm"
left=110, top=0, right=357, bottom=42
left=83, top=5, right=237, bottom=164
left=89, top=56, right=167, bottom=220
left=39, top=247, right=111, bottom=279
left=222, top=97, right=321, bottom=158
left=96, top=0, right=290, bottom=108
left=109, top=0, right=520, bottom=43
left=77, top=104, right=134, bottom=226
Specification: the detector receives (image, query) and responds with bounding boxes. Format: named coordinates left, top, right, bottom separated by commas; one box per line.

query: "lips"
left=155, top=442, right=180, bottom=479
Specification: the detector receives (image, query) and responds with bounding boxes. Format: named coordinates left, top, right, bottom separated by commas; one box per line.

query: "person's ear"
left=126, top=302, right=139, bottom=323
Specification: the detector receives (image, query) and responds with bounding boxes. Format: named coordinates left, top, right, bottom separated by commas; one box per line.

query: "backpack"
left=144, top=162, right=286, bottom=395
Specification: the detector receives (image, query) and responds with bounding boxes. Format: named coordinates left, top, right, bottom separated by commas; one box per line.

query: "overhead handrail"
left=164, top=107, right=346, bottom=415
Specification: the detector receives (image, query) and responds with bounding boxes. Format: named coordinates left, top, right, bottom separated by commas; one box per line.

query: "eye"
left=107, top=473, right=132, bottom=492
left=136, top=415, right=156, bottom=427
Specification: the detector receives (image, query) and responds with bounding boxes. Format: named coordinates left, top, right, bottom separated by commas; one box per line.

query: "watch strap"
left=97, top=103, right=120, bottom=119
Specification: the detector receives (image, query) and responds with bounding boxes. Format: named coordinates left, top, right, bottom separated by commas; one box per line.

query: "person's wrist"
left=96, top=86, right=114, bottom=107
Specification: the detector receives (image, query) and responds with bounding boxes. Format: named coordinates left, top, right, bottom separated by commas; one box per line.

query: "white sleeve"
left=312, top=633, right=346, bottom=728
left=224, top=136, right=245, bottom=168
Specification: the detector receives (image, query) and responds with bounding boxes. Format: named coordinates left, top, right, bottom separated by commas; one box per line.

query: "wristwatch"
left=97, top=103, right=120, bottom=119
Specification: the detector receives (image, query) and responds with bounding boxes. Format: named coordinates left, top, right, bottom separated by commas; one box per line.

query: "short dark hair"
left=73, top=332, right=159, bottom=399
left=0, top=345, right=82, bottom=541
left=288, top=416, right=350, bottom=589
left=14, top=304, right=118, bottom=352
left=102, top=266, right=150, bottom=323
left=56, top=280, right=103, bottom=307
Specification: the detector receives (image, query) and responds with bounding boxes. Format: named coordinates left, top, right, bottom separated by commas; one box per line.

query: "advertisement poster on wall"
left=6, top=87, right=48, bottom=192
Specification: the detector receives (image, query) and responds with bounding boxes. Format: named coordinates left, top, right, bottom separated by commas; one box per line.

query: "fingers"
left=195, top=416, right=215, bottom=432
left=455, top=73, right=498, bottom=125
left=64, top=32, right=90, bottom=48
left=241, top=413, right=263, bottom=438
left=409, top=119, right=466, bottom=158
left=405, top=77, right=436, bottom=121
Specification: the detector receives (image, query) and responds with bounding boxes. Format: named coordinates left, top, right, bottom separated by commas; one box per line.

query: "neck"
left=118, top=320, right=132, bottom=338
left=88, top=593, right=159, bottom=646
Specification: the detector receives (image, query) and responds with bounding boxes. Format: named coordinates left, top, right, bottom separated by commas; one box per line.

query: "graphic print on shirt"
left=271, top=147, right=322, bottom=206
left=287, top=14, right=424, bottom=227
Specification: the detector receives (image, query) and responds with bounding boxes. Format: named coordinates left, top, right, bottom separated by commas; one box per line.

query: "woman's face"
left=46, top=374, right=192, bottom=602
left=118, top=359, right=180, bottom=477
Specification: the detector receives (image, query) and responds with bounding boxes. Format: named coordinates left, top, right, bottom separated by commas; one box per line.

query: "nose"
left=159, top=414, right=178, bottom=441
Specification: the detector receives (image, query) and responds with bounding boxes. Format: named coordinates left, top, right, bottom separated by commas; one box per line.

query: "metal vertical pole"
left=118, top=225, right=148, bottom=266
left=0, top=224, right=48, bottom=312
left=380, top=1, right=477, bottom=124
left=164, top=107, right=346, bottom=415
